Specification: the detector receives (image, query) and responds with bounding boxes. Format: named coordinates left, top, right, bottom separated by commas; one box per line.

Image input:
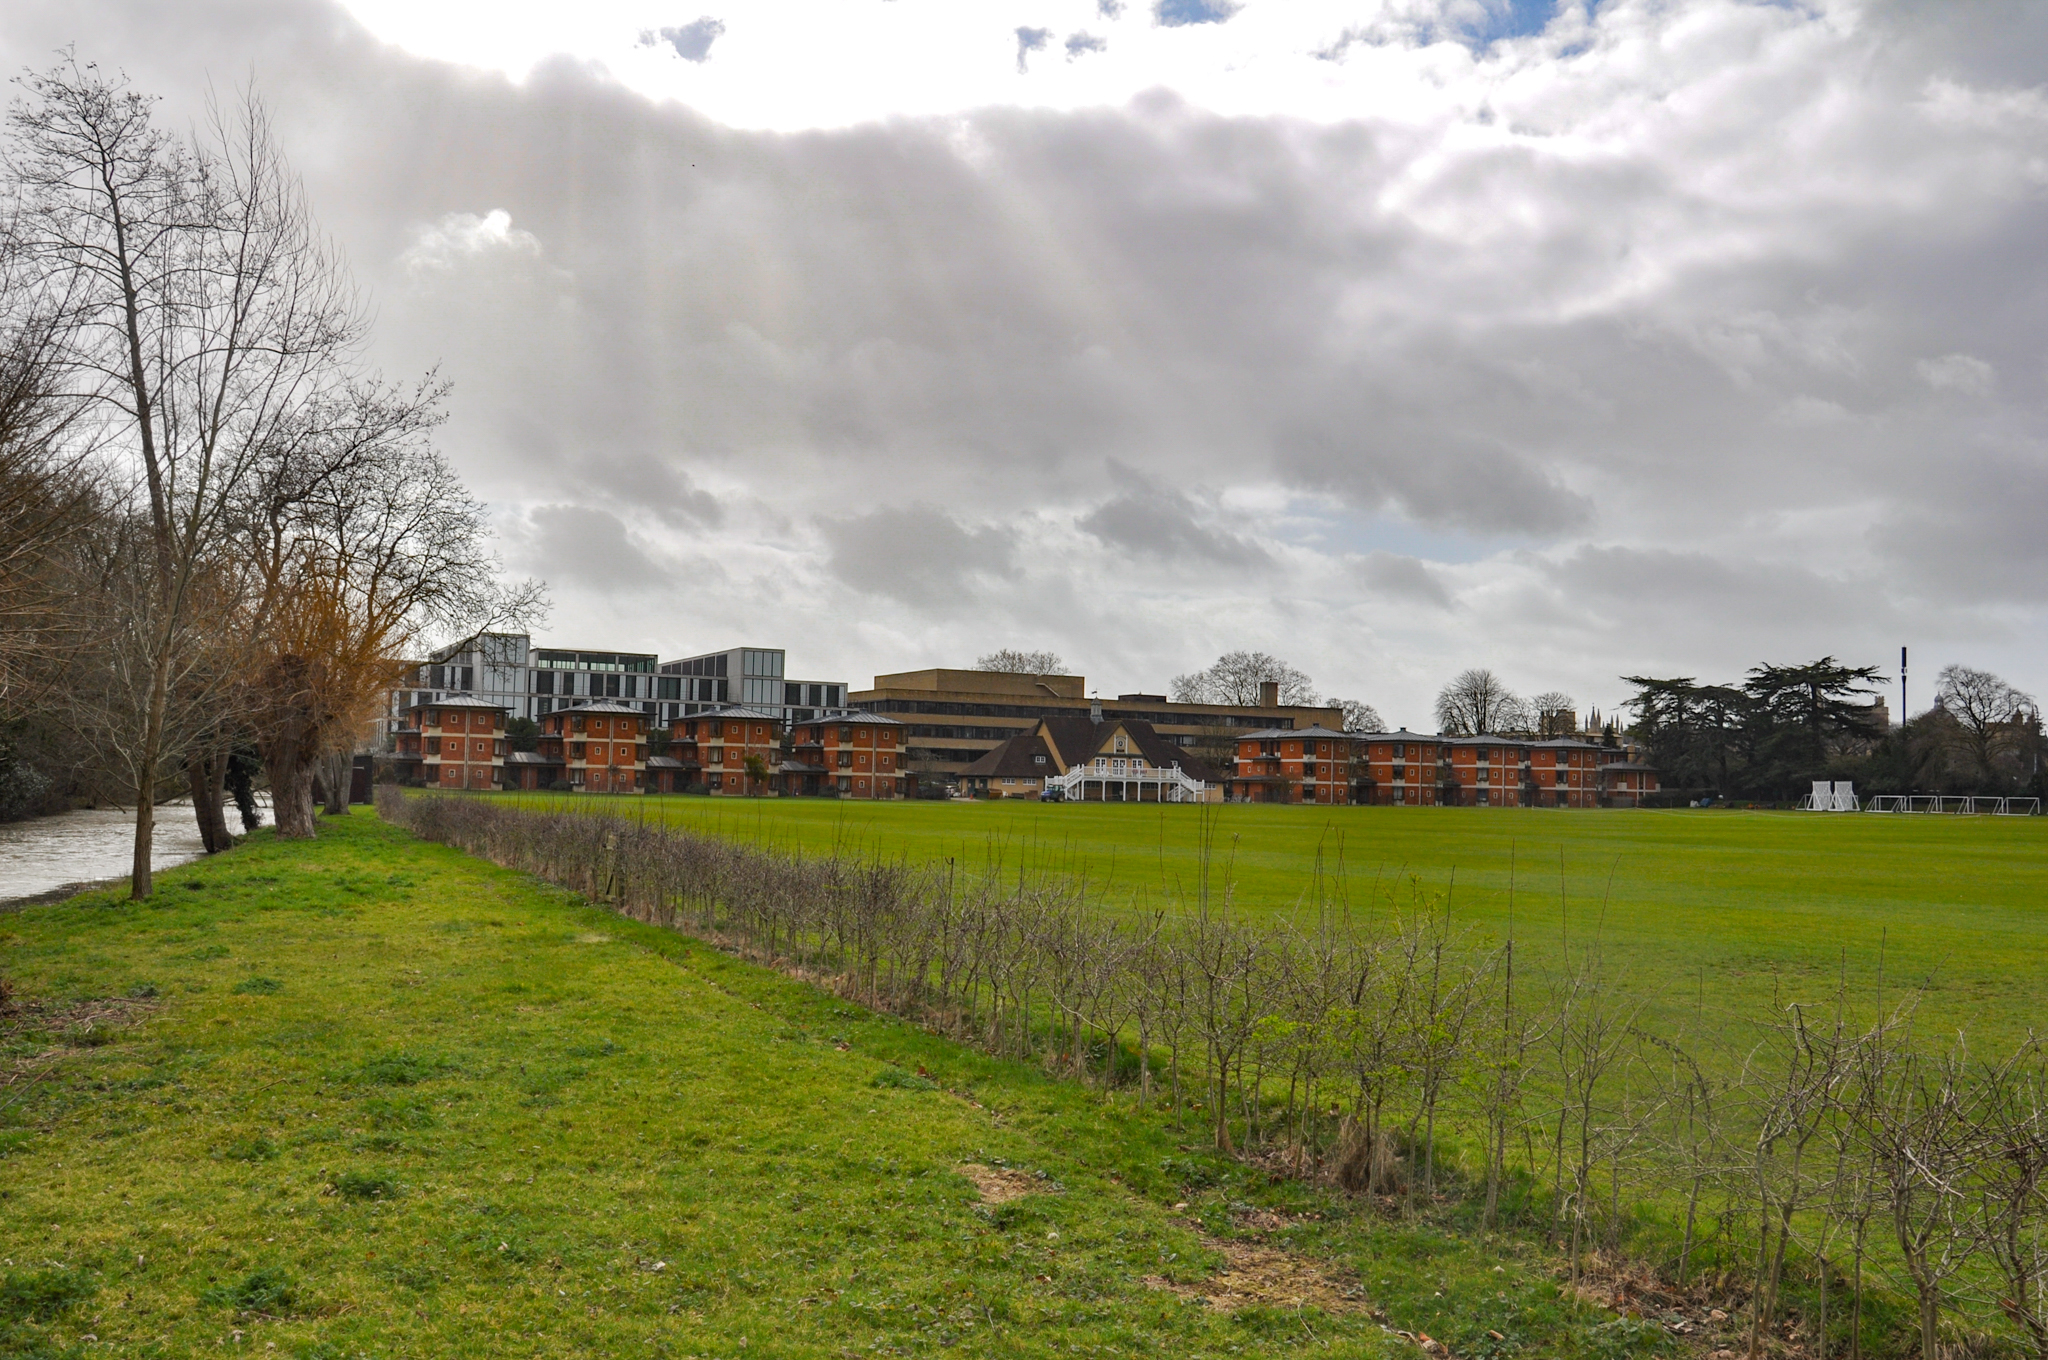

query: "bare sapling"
left=1971, top=1038, right=2048, bottom=1360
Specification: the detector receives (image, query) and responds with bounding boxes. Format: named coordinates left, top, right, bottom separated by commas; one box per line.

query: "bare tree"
left=1531, top=691, right=1577, bottom=738
left=10, top=61, right=368, bottom=895
left=1336, top=698, right=1384, bottom=733
left=1935, top=664, right=2038, bottom=788
left=1972, top=1041, right=2048, bottom=1360
left=1435, top=668, right=1525, bottom=735
left=1738, top=996, right=1856, bottom=1359
left=0, top=230, right=98, bottom=715
left=242, top=378, right=543, bottom=838
left=1172, top=650, right=1317, bottom=706
left=975, top=648, right=1064, bottom=674
left=1867, top=1038, right=1989, bottom=1360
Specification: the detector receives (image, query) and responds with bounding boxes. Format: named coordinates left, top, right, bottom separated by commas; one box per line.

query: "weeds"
left=200, top=1266, right=296, bottom=1314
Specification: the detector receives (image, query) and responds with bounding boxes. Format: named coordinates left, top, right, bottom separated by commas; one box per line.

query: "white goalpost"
left=1801, top=780, right=1860, bottom=812
left=1863, top=794, right=2042, bottom=815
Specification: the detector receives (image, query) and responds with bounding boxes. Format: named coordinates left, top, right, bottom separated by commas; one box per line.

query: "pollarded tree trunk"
left=186, top=746, right=232, bottom=852
left=268, top=744, right=319, bottom=840
left=321, top=750, right=351, bottom=816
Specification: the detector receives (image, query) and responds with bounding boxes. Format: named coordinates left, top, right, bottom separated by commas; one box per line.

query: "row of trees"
left=1170, top=650, right=1384, bottom=732
left=1434, top=668, right=1601, bottom=740
left=1624, top=660, right=2041, bottom=801
left=0, top=58, right=538, bottom=891
left=386, top=789, right=2048, bottom=1360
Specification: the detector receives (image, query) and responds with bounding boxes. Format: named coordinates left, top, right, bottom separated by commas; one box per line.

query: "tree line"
left=0, top=57, right=539, bottom=890
left=1624, top=660, right=2042, bottom=803
left=385, top=789, right=2048, bottom=1360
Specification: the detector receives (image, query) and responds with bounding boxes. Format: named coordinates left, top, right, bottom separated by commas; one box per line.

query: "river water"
left=0, top=803, right=228, bottom=904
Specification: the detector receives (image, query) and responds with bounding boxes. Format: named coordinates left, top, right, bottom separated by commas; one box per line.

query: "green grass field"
left=0, top=813, right=1677, bottom=1360
left=488, top=794, right=2048, bottom=1046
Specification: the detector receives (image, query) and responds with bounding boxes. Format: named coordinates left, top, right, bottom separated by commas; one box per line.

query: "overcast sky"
left=9, top=0, right=2046, bottom=725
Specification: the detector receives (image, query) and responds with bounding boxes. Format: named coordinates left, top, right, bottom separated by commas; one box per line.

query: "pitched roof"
left=961, top=716, right=1218, bottom=783
left=1235, top=724, right=1356, bottom=742
left=800, top=709, right=903, bottom=726
left=645, top=755, right=690, bottom=769
left=684, top=706, right=785, bottom=723
left=545, top=700, right=646, bottom=717
left=409, top=692, right=508, bottom=711
left=505, top=751, right=558, bottom=765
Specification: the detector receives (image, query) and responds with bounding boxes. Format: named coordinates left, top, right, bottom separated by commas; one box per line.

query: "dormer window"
left=1033, top=754, right=1047, bottom=765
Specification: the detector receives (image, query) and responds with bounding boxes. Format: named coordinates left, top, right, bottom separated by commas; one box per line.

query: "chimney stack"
left=1258, top=680, right=1280, bottom=709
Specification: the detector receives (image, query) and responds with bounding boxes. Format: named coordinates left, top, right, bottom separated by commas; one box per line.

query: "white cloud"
left=400, top=209, right=545, bottom=273
left=1916, top=352, right=1995, bottom=396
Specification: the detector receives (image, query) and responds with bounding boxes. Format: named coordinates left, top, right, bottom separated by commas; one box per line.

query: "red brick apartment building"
left=394, top=695, right=508, bottom=790
left=1227, top=726, right=1362, bottom=804
left=787, top=712, right=908, bottom=798
left=1351, top=732, right=1658, bottom=807
left=538, top=700, right=648, bottom=793
left=668, top=706, right=782, bottom=795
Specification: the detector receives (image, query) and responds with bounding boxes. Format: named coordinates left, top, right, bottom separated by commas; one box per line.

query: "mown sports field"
left=491, top=793, right=2048, bottom=1045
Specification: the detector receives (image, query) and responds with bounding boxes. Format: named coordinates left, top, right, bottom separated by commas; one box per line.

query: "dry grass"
left=1144, top=1215, right=1370, bottom=1315
left=957, top=1162, right=1047, bottom=1205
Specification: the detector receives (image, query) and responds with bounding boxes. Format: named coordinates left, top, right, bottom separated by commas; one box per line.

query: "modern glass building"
left=657, top=647, right=846, bottom=726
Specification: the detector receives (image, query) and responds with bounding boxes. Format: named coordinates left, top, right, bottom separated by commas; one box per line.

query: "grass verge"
left=0, top=812, right=1690, bottom=1359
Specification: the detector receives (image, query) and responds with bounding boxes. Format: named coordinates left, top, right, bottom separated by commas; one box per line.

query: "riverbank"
left=0, top=797, right=276, bottom=907
left=0, top=809, right=1686, bottom=1358
left=0, top=803, right=210, bottom=905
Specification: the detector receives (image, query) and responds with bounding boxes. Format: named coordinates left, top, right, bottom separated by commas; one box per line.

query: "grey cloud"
left=1870, top=445, right=2048, bottom=602
left=1917, top=353, right=1994, bottom=395
left=1078, top=467, right=1270, bottom=568
left=1015, top=27, right=1050, bottom=73
left=522, top=505, right=665, bottom=592
left=1279, top=421, right=1593, bottom=537
left=1097, top=0, right=1125, bottom=18
left=1541, top=547, right=1909, bottom=647
left=1355, top=551, right=1452, bottom=608
left=821, top=505, right=1018, bottom=609
left=17, top=0, right=2048, bottom=713
left=1066, top=32, right=1107, bottom=60
left=1154, top=0, right=1238, bottom=27
left=639, top=18, right=724, bottom=62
